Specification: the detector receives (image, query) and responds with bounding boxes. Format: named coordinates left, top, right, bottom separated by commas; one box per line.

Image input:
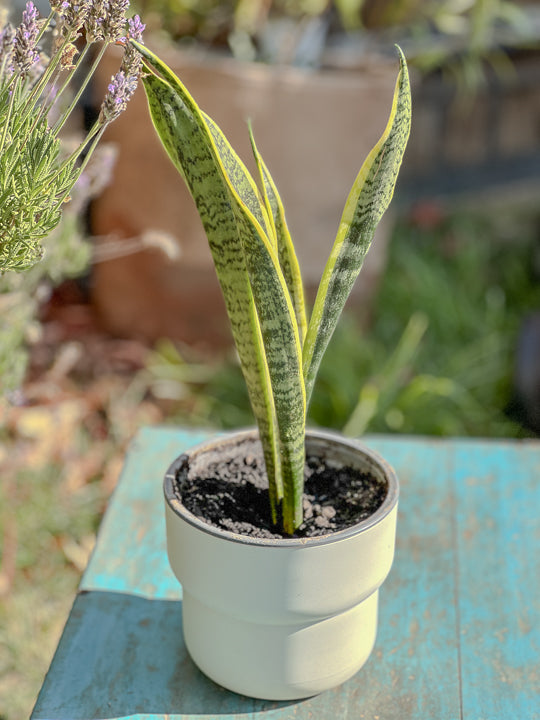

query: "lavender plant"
left=0, top=0, right=144, bottom=273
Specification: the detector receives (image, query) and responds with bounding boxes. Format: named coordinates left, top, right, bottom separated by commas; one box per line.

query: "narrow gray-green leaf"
left=202, top=114, right=306, bottom=532
left=249, top=125, right=308, bottom=345
left=303, top=46, right=412, bottom=406
left=138, top=59, right=282, bottom=517
left=202, top=111, right=274, bottom=243
left=136, top=43, right=306, bottom=530
left=232, top=204, right=306, bottom=533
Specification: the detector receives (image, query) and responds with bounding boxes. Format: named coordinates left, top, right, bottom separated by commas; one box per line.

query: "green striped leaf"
left=205, top=117, right=307, bottom=531
left=303, top=47, right=412, bottom=405
left=249, top=125, right=308, bottom=345
left=202, top=112, right=274, bottom=243
left=134, top=42, right=306, bottom=532
left=233, top=206, right=306, bottom=533
left=202, top=114, right=306, bottom=532
left=137, top=57, right=280, bottom=518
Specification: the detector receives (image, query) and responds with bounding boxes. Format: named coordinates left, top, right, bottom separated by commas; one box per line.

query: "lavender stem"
left=51, top=41, right=108, bottom=136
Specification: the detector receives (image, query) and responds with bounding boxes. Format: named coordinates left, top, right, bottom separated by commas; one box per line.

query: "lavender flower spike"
left=102, top=0, right=130, bottom=42
left=128, top=15, right=145, bottom=42
left=84, top=0, right=108, bottom=43
left=57, top=0, right=91, bottom=40
left=13, top=1, right=40, bottom=73
left=99, top=69, right=137, bottom=124
left=120, top=14, right=145, bottom=76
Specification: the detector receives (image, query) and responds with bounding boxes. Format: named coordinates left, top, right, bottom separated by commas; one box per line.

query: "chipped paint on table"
left=31, top=428, right=540, bottom=719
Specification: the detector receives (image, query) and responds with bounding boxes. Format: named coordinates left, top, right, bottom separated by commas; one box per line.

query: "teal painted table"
left=31, top=428, right=540, bottom=720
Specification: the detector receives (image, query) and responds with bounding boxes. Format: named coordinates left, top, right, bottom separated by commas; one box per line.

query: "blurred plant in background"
left=362, top=0, right=533, bottom=89
left=306, top=208, right=540, bottom=436
left=134, top=0, right=534, bottom=87
left=135, top=0, right=335, bottom=50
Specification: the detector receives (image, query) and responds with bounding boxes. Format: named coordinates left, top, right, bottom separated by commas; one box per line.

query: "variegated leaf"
left=303, top=47, right=412, bottom=405
left=249, top=125, right=308, bottom=345
left=138, top=60, right=281, bottom=517
left=135, top=42, right=306, bottom=531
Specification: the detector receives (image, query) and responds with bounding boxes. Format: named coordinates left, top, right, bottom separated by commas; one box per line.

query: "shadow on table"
left=31, top=590, right=300, bottom=719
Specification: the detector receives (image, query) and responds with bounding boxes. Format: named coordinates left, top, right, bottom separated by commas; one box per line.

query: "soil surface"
left=173, top=439, right=388, bottom=539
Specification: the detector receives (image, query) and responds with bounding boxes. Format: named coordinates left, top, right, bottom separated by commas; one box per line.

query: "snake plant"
left=132, top=40, right=411, bottom=534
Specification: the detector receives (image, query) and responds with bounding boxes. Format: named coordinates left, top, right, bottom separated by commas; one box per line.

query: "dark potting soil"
left=173, top=440, right=388, bottom=540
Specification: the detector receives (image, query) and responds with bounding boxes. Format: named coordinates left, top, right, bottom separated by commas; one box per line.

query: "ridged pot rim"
left=163, top=427, right=399, bottom=548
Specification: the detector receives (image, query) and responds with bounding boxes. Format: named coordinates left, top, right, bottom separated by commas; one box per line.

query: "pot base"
left=183, top=588, right=379, bottom=700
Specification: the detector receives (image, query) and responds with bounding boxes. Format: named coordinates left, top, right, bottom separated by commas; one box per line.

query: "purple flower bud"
left=13, top=1, right=40, bottom=73
left=127, top=15, right=145, bottom=42
left=22, top=2, right=39, bottom=29
left=120, top=14, right=145, bottom=77
left=99, top=69, right=138, bottom=124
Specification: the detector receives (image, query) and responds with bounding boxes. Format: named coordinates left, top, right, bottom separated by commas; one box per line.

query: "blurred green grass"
left=1, top=204, right=539, bottom=719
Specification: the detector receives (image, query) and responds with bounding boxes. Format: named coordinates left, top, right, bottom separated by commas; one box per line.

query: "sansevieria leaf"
left=303, top=46, right=412, bottom=405
left=135, top=54, right=279, bottom=518
left=203, top=112, right=274, bottom=243
left=133, top=41, right=306, bottom=532
left=249, top=125, right=308, bottom=345
left=232, top=204, right=306, bottom=532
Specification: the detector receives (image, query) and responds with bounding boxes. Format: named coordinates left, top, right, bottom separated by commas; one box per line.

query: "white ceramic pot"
left=163, top=429, right=399, bottom=700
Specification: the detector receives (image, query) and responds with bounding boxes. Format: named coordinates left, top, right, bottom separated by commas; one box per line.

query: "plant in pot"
left=131, top=38, right=411, bottom=700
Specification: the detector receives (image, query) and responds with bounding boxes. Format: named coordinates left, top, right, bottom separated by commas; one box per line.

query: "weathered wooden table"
left=32, top=427, right=540, bottom=720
